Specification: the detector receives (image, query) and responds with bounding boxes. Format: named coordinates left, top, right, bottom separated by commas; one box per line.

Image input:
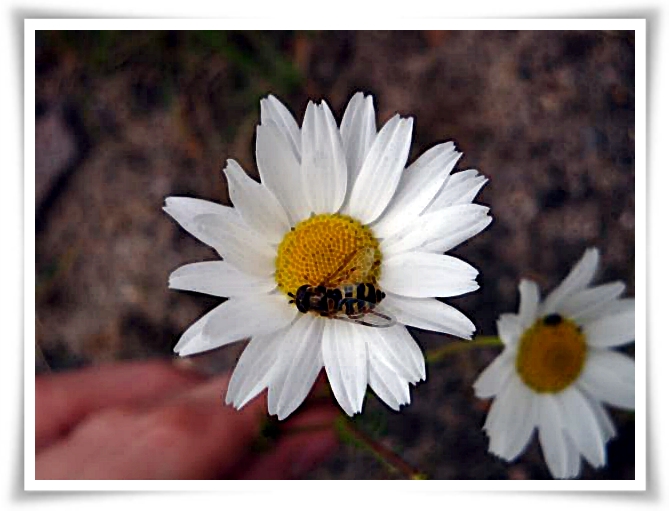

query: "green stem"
left=425, top=335, right=503, bottom=364
left=335, top=416, right=427, bottom=479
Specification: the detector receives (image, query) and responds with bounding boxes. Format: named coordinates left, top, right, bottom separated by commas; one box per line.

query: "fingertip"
left=288, top=430, right=339, bottom=478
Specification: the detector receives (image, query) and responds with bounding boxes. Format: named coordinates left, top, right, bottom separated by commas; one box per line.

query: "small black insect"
left=543, top=313, right=563, bottom=326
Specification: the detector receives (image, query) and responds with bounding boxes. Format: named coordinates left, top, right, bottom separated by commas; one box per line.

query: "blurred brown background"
left=35, top=30, right=635, bottom=479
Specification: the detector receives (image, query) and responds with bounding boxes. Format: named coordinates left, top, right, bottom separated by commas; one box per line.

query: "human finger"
left=237, top=403, right=340, bottom=479
left=35, top=360, right=208, bottom=452
left=36, top=373, right=267, bottom=479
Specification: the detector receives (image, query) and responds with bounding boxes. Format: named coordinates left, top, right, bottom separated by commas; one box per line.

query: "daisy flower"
left=165, top=92, right=491, bottom=420
left=473, top=248, right=635, bottom=478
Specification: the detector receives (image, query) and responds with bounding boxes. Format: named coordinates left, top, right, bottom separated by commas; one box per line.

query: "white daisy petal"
left=322, top=320, right=368, bottom=416
left=177, top=310, right=244, bottom=356
left=256, top=123, right=311, bottom=224
left=194, top=213, right=276, bottom=277
left=164, top=197, right=235, bottom=249
left=497, top=313, right=523, bottom=346
left=558, top=282, right=626, bottom=322
left=381, top=252, right=479, bottom=298
left=180, top=294, right=296, bottom=356
left=386, top=325, right=427, bottom=382
left=367, top=369, right=400, bottom=411
left=372, top=142, right=460, bottom=238
left=382, top=293, right=475, bottom=339
left=484, top=375, right=530, bottom=456
left=169, top=261, right=276, bottom=297
left=580, top=389, right=617, bottom=442
left=368, top=349, right=411, bottom=411
left=300, top=101, right=348, bottom=214
left=421, top=212, right=492, bottom=254
left=488, top=376, right=537, bottom=461
left=556, top=386, right=607, bottom=467
left=518, top=280, right=540, bottom=329
left=540, top=248, right=600, bottom=315
left=269, top=315, right=324, bottom=420
left=577, top=297, right=635, bottom=324
left=260, top=94, right=301, bottom=160
left=345, top=115, right=414, bottom=223
left=583, top=308, right=636, bottom=348
left=173, top=304, right=222, bottom=354
left=225, top=329, right=286, bottom=408
left=537, top=395, right=570, bottom=479
left=562, top=433, right=584, bottom=479
left=366, top=325, right=426, bottom=384
left=482, top=382, right=508, bottom=437
left=223, top=159, right=291, bottom=243
left=380, top=204, right=491, bottom=257
left=425, top=169, right=488, bottom=212
left=340, top=92, right=376, bottom=191
left=473, top=349, right=515, bottom=399
left=577, top=348, right=635, bottom=410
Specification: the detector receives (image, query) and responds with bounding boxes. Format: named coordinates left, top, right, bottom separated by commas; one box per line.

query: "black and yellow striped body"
left=292, top=282, right=386, bottom=318
left=335, top=283, right=385, bottom=317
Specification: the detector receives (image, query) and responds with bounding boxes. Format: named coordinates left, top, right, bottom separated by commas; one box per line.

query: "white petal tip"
left=400, top=116, right=414, bottom=130
left=163, top=197, right=180, bottom=208
left=488, top=447, right=516, bottom=464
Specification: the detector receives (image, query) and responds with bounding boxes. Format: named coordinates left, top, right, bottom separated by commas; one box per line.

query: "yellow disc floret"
left=275, top=213, right=381, bottom=296
left=515, top=314, right=587, bottom=393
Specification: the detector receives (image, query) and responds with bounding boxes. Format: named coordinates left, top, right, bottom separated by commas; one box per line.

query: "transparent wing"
left=334, top=298, right=396, bottom=328
left=322, top=246, right=376, bottom=287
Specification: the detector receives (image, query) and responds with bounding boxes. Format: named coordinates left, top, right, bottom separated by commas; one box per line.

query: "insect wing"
left=323, top=246, right=376, bottom=287
left=334, top=298, right=396, bottom=328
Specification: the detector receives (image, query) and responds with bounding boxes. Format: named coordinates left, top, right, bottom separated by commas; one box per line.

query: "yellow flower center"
left=275, top=213, right=382, bottom=296
left=515, top=314, right=587, bottom=393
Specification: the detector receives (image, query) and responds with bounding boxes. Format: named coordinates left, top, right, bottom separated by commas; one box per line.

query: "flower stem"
left=425, top=335, right=503, bottom=364
left=335, top=416, right=427, bottom=479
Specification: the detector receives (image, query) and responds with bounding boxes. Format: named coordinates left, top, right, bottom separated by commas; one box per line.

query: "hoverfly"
left=287, top=246, right=396, bottom=328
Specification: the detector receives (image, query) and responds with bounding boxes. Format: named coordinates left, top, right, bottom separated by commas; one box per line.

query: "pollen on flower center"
left=275, top=213, right=382, bottom=296
left=515, top=314, right=587, bottom=393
